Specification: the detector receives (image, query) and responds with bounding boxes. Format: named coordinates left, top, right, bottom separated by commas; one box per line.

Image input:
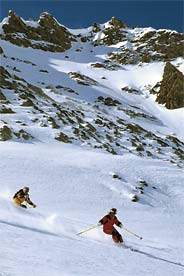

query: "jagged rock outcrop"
left=100, top=17, right=127, bottom=46
left=0, top=66, right=17, bottom=90
left=137, top=30, right=184, bottom=61
left=1, top=11, right=75, bottom=52
left=0, top=125, right=12, bottom=141
left=109, top=16, right=128, bottom=28
left=108, top=29, right=184, bottom=65
left=1, top=11, right=184, bottom=63
left=92, top=23, right=101, bottom=33
left=0, top=90, right=7, bottom=101
left=156, top=62, right=184, bottom=109
left=2, top=11, right=27, bottom=33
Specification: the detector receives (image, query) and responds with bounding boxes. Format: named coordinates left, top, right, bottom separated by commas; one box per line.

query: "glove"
left=97, top=222, right=102, bottom=226
left=119, top=223, right=124, bottom=228
left=32, top=204, right=37, bottom=208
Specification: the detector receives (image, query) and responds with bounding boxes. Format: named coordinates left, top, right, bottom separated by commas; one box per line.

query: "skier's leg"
left=20, top=204, right=27, bottom=208
left=112, top=229, right=123, bottom=243
left=112, top=231, right=119, bottom=243
left=117, top=231, right=123, bottom=243
left=13, top=198, right=27, bottom=208
left=13, top=198, right=22, bottom=207
left=103, top=229, right=113, bottom=235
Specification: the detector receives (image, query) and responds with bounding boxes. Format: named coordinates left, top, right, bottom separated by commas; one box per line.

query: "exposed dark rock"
left=0, top=90, right=6, bottom=101
left=107, top=29, right=184, bottom=64
left=80, top=37, right=89, bottom=42
left=109, top=17, right=128, bottom=28
left=0, top=66, right=15, bottom=89
left=21, top=99, right=34, bottom=107
left=55, top=132, right=72, bottom=143
left=91, top=61, right=121, bottom=70
left=93, top=17, right=128, bottom=46
left=153, top=30, right=184, bottom=59
left=48, top=117, right=60, bottom=129
left=0, top=106, right=15, bottom=114
left=39, top=69, right=49, bottom=73
left=108, top=50, right=139, bottom=65
left=102, top=26, right=126, bottom=46
left=136, top=144, right=144, bottom=152
left=0, top=46, right=4, bottom=54
left=139, top=180, right=148, bottom=187
left=38, top=12, right=75, bottom=46
left=156, top=62, right=184, bottom=109
left=149, top=82, right=161, bottom=94
left=69, top=72, right=98, bottom=86
left=104, top=97, right=121, bottom=106
left=92, top=23, right=101, bottom=33
left=131, top=194, right=139, bottom=202
left=3, top=11, right=27, bottom=33
left=0, top=125, right=12, bottom=141
left=121, top=86, right=140, bottom=94
left=14, top=129, right=33, bottom=140
left=112, top=173, right=122, bottom=179
left=1, top=11, right=75, bottom=52
left=97, top=96, right=121, bottom=106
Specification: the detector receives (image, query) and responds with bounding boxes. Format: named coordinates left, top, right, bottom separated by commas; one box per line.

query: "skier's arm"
left=115, top=217, right=123, bottom=228
left=118, top=222, right=124, bottom=228
left=16, top=190, right=25, bottom=199
left=98, top=219, right=103, bottom=226
left=98, top=216, right=108, bottom=225
left=25, top=195, right=36, bottom=208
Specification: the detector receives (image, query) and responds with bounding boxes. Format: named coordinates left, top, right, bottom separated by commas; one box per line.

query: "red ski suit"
left=99, top=214, right=123, bottom=243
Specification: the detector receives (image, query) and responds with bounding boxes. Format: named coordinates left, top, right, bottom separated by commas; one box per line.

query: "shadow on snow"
left=0, top=219, right=59, bottom=238
left=132, top=248, right=184, bottom=268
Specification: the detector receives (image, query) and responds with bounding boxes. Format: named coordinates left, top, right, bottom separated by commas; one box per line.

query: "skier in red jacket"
left=98, top=208, right=123, bottom=243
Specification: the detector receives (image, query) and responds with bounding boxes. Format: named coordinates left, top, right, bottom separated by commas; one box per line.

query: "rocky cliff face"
left=156, top=62, right=184, bottom=109
left=0, top=11, right=75, bottom=52
left=101, top=29, right=184, bottom=64
left=1, top=11, right=184, bottom=60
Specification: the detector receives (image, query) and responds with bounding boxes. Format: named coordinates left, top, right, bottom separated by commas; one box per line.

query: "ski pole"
left=77, top=224, right=99, bottom=235
left=122, top=226, right=143, bottom=240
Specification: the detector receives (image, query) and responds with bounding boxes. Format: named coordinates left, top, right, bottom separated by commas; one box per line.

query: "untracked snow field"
left=0, top=142, right=184, bottom=276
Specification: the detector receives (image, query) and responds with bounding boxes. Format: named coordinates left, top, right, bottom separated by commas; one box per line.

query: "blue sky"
left=1, top=1, right=183, bottom=32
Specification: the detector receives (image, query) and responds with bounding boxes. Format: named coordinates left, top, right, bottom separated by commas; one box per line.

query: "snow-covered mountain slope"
left=1, top=32, right=184, bottom=164
left=0, top=11, right=184, bottom=276
left=0, top=142, right=184, bottom=276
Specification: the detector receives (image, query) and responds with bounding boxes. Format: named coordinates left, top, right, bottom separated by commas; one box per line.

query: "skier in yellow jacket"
left=13, top=187, right=36, bottom=208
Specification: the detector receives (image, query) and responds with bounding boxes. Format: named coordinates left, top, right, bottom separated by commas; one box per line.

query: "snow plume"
left=0, top=197, right=59, bottom=236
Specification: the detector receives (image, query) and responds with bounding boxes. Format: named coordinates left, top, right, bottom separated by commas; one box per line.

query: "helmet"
left=110, top=208, right=117, bottom=214
left=23, top=186, right=29, bottom=193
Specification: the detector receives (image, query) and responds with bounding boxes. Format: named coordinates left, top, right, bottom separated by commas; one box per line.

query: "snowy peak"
left=0, top=10, right=75, bottom=52
left=109, top=16, right=128, bottom=28
left=1, top=11, right=184, bottom=61
left=3, top=10, right=27, bottom=33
